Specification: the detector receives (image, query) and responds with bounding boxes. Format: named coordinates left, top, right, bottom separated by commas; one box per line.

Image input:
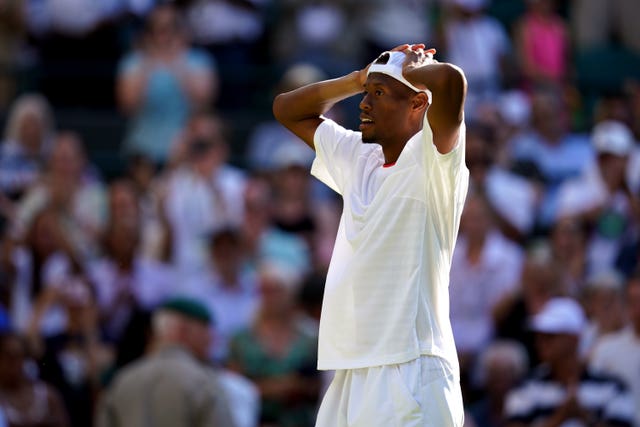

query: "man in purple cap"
left=273, top=44, right=468, bottom=426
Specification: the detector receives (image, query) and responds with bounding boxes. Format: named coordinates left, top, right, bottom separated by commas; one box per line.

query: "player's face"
left=359, top=74, right=415, bottom=145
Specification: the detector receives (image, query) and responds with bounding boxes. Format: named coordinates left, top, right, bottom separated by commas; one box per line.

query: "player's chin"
left=360, top=128, right=376, bottom=144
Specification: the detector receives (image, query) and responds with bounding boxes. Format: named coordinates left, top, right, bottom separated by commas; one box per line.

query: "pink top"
left=521, top=13, right=568, bottom=81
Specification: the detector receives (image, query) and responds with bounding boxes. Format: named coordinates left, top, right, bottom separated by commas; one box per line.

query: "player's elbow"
left=443, top=64, right=467, bottom=98
left=272, top=92, right=289, bottom=125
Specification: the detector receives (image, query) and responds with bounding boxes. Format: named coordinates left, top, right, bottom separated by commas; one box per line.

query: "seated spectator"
left=589, top=272, right=640, bottom=426
left=116, top=3, right=217, bottom=163
left=241, top=176, right=312, bottom=277
left=177, top=227, right=259, bottom=363
left=0, top=94, right=55, bottom=207
left=35, top=276, right=113, bottom=427
left=245, top=63, right=323, bottom=173
left=493, top=255, right=565, bottom=366
left=450, top=193, right=524, bottom=370
left=504, top=297, right=635, bottom=426
left=8, top=208, right=77, bottom=336
left=466, top=124, right=538, bottom=241
left=510, top=88, right=594, bottom=227
left=579, top=269, right=626, bottom=359
left=88, top=179, right=174, bottom=343
left=13, top=131, right=106, bottom=262
left=96, top=297, right=247, bottom=427
left=227, top=262, right=319, bottom=427
left=468, top=340, right=529, bottom=427
left=545, top=217, right=588, bottom=294
left=0, top=331, right=69, bottom=427
left=556, top=120, right=639, bottom=275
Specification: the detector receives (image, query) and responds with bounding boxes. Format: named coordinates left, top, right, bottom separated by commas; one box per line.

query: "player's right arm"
left=272, top=70, right=367, bottom=150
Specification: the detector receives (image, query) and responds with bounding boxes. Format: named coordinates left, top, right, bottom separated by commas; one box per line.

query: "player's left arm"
left=402, top=46, right=467, bottom=154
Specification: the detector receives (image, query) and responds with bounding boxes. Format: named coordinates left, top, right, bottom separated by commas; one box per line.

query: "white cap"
left=367, top=51, right=426, bottom=93
left=592, top=120, right=635, bottom=156
left=529, top=297, right=586, bottom=335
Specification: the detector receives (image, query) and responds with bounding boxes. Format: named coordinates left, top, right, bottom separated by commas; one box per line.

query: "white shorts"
left=315, top=355, right=464, bottom=427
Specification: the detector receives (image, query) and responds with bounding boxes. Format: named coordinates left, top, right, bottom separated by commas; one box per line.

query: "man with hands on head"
left=273, top=44, right=469, bottom=427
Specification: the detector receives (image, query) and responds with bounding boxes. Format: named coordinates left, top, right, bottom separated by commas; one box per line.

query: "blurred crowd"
left=0, top=0, right=639, bottom=426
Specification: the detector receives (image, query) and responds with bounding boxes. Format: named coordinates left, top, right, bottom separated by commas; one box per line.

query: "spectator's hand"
left=554, top=385, right=592, bottom=424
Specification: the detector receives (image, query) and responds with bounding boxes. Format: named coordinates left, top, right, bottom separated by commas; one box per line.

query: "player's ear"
left=411, top=92, right=429, bottom=112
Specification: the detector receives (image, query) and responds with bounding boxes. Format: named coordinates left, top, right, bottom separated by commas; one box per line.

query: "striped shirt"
left=504, top=365, right=635, bottom=426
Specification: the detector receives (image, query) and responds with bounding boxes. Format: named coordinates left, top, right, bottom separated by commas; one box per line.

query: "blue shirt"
left=118, top=49, right=215, bottom=162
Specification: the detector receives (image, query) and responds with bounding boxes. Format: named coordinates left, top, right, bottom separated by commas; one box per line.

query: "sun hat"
left=367, top=51, right=427, bottom=93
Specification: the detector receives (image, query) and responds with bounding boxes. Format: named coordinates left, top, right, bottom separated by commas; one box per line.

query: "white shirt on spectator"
left=589, top=327, right=640, bottom=427
left=10, top=248, right=72, bottom=336
left=483, top=167, right=538, bottom=234
left=556, top=164, right=635, bottom=274
left=449, top=231, right=524, bottom=354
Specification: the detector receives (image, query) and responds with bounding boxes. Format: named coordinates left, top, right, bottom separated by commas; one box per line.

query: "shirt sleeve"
left=310, top=119, right=365, bottom=196
left=421, top=115, right=469, bottom=252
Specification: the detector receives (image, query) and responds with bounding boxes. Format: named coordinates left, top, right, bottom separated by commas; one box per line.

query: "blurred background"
left=0, top=0, right=639, bottom=426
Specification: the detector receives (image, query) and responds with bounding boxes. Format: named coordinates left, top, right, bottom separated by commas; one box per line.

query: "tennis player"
left=273, top=44, right=469, bottom=427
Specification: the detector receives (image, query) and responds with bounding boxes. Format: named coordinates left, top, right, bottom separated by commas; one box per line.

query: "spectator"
left=96, top=297, right=239, bottom=427
left=510, top=88, right=594, bottom=227
left=9, top=208, right=76, bottom=337
left=359, top=0, right=434, bottom=66
left=183, top=0, right=267, bottom=108
left=579, top=269, right=627, bottom=358
left=545, top=217, right=589, bottom=294
left=556, top=120, right=639, bottom=275
left=116, top=3, right=217, bottom=163
left=240, top=176, right=312, bottom=277
left=441, top=0, right=512, bottom=119
left=514, top=0, right=570, bottom=90
left=468, top=340, right=529, bottom=427
left=227, top=262, right=320, bottom=427
left=0, top=93, right=55, bottom=209
left=450, top=193, right=524, bottom=370
left=589, top=272, right=640, bottom=426
left=493, top=255, right=565, bottom=366
left=0, top=331, right=69, bottom=427
left=504, top=297, right=635, bottom=427
left=35, top=276, right=113, bottom=427
left=245, top=63, right=324, bottom=173
left=178, top=227, right=259, bottom=363
left=87, top=180, right=174, bottom=343
left=163, top=135, right=235, bottom=275
left=465, top=124, right=538, bottom=241
left=13, top=131, right=106, bottom=262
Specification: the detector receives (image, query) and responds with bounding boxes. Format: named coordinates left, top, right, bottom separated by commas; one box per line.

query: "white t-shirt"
left=589, top=327, right=640, bottom=427
left=311, top=116, right=469, bottom=371
left=449, top=231, right=524, bottom=354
